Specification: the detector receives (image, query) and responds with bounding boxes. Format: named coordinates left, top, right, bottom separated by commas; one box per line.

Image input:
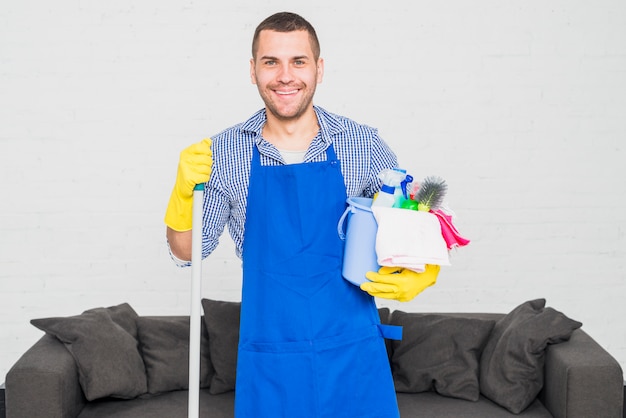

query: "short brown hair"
left=252, top=12, right=321, bottom=60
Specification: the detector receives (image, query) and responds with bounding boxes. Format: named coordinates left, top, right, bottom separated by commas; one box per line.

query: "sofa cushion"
left=480, top=298, right=583, bottom=414
left=201, top=299, right=241, bottom=394
left=77, top=388, right=236, bottom=418
left=137, top=316, right=214, bottom=395
left=396, top=392, right=553, bottom=418
left=30, top=303, right=147, bottom=401
left=83, top=303, right=139, bottom=339
left=378, top=307, right=393, bottom=361
left=390, top=311, right=495, bottom=401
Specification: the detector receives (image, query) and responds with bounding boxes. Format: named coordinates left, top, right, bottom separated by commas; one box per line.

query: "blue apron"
left=235, top=143, right=400, bottom=418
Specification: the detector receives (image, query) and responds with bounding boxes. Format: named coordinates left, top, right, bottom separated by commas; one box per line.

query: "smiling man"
left=164, top=11, right=439, bottom=418
left=251, top=27, right=322, bottom=125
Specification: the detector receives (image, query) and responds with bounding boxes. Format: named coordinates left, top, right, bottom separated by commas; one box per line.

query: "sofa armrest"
left=541, top=329, right=624, bottom=418
left=5, top=334, right=86, bottom=418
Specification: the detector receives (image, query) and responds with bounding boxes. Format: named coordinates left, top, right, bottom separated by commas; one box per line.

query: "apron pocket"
left=315, top=328, right=399, bottom=418
left=236, top=346, right=318, bottom=418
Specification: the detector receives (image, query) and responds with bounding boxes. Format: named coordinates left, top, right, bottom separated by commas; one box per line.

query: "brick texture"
left=1, top=1, right=625, bottom=379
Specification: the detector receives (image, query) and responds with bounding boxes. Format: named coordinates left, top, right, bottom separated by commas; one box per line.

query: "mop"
left=188, top=183, right=204, bottom=418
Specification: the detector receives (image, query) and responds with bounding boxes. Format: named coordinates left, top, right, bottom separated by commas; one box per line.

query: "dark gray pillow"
left=378, top=307, right=391, bottom=324
left=377, top=307, right=393, bottom=362
left=83, top=303, right=139, bottom=339
left=480, top=299, right=583, bottom=414
left=201, top=299, right=241, bottom=394
left=30, top=303, right=147, bottom=401
left=137, top=316, right=214, bottom=395
left=390, top=311, right=495, bottom=401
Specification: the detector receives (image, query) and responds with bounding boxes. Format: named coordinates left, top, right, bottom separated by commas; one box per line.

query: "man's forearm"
left=166, top=227, right=193, bottom=262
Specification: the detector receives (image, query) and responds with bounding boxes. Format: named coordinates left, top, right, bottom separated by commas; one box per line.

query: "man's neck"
left=262, top=107, right=319, bottom=151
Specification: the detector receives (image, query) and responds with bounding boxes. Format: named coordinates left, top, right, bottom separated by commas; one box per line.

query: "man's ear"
left=250, top=58, right=257, bottom=85
left=317, top=58, right=324, bottom=84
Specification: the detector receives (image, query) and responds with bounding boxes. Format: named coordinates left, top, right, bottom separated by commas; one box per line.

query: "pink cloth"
left=432, top=209, right=470, bottom=249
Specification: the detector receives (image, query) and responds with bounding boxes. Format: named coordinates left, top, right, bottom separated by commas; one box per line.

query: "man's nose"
left=276, top=63, right=294, bottom=83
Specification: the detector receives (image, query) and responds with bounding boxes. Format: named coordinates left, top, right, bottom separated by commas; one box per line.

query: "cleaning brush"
left=415, top=176, right=447, bottom=211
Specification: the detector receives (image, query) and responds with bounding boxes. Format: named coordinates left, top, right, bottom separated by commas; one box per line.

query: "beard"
left=257, top=82, right=318, bottom=122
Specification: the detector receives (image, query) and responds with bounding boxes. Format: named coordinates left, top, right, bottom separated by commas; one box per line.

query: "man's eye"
left=294, top=60, right=305, bottom=66
left=264, top=60, right=276, bottom=65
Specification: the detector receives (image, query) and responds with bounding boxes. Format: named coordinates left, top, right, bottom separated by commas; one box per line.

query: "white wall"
left=2, top=0, right=625, bottom=380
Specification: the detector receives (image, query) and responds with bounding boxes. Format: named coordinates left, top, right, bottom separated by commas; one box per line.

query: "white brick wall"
left=2, top=0, right=625, bottom=381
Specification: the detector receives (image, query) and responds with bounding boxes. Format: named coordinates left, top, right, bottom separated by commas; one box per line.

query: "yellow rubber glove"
left=164, top=138, right=212, bottom=231
left=361, top=264, right=440, bottom=302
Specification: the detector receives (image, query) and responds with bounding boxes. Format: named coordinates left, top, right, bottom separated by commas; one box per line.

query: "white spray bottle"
left=372, top=168, right=409, bottom=208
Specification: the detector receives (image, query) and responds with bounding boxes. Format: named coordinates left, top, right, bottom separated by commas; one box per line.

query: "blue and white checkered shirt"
left=172, top=105, right=398, bottom=266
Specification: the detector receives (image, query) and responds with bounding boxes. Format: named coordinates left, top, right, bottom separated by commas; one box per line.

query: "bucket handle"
left=337, top=205, right=355, bottom=240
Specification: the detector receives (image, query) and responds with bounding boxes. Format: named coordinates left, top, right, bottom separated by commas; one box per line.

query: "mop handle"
left=188, top=183, right=204, bottom=418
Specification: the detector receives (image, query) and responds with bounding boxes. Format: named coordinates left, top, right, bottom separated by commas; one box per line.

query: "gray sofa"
left=5, top=299, right=624, bottom=418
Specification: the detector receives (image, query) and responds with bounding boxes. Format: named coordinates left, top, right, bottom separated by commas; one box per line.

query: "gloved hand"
left=361, top=264, right=440, bottom=302
left=164, top=138, right=212, bottom=231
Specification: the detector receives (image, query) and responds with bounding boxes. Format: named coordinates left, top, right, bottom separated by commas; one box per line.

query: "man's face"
left=250, top=30, right=324, bottom=121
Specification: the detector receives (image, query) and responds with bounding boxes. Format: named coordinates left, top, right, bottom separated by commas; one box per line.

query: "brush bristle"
left=415, top=176, right=447, bottom=210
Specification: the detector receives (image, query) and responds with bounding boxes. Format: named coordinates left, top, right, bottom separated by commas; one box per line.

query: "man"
left=165, top=12, right=439, bottom=417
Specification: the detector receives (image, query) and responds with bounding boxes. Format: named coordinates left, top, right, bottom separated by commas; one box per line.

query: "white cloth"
left=371, top=207, right=450, bottom=272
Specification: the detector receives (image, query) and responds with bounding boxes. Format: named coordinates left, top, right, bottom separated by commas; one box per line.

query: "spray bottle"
left=372, top=168, right=410, bottom=208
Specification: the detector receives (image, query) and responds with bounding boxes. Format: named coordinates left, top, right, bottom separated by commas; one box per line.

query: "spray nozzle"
left=378, top=168, right=408, bottom=191
left=373, top=168, right=415, bottom=208
left=401, top=175, right=413, bottom=199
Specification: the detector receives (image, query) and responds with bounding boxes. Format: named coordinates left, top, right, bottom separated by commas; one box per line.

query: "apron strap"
left=378, top=324, right=403, bottom=341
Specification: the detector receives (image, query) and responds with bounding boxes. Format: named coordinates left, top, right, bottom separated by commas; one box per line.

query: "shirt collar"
left=240, top=105, right=347, bottom=146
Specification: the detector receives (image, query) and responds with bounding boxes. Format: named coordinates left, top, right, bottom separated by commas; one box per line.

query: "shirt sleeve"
left=365, top=131, right=399, bottom=197
left=200, top=177, right=232, bottom=261
left=167, top=240, right=192, bottom=268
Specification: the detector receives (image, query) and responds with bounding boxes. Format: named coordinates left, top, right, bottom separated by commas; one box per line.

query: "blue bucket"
left=337, top=197, right=380, bottom=286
